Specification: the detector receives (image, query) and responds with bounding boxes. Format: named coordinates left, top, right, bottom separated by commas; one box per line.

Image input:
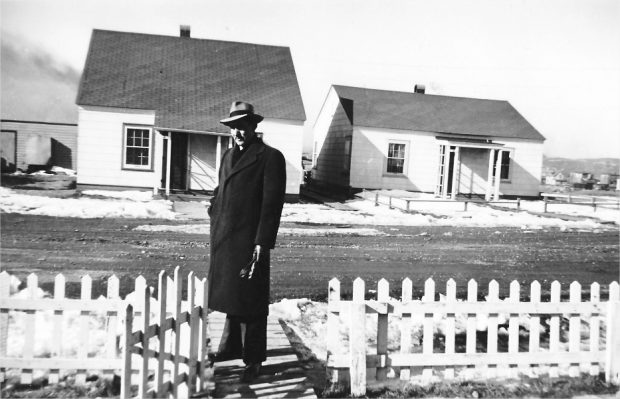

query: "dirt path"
left=1, top=213, right=618, bottom=300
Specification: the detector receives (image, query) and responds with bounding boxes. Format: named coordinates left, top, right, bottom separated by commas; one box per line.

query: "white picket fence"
left=0, top=271, right=125, bottom=385
left=326, top=277, right=620, bottom=396
left=0, top=267, right=212, bottom=398
left=121, top=268, right=211, bottom=398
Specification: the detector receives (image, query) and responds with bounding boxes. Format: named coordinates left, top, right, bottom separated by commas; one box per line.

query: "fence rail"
left=359, top=190, right=522, bottom=213
left=541, top=193, right=620, bottom=212
left=326, top=277, right=620, bottom=396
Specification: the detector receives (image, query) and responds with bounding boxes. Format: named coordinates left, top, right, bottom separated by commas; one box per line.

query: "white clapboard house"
left=76, top=27, right=306, bottom=197
left=312, top=85, right=545, bottom=199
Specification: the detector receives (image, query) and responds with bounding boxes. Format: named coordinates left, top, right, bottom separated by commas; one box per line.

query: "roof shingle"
left=333, top=85, right=544, bottom=141
left=77, top=30, right=306, bottom=133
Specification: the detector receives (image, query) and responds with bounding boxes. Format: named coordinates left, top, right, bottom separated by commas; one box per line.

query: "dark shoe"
left=212, top=351, right=242, bottom=363
left=241, top=363, right=261, bottom=383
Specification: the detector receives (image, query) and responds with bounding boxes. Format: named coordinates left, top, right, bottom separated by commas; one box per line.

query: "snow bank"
left=0, top=187, right=176, bottom=219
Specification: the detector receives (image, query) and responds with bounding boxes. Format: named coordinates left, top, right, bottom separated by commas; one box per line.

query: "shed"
left=76, top=28, right=306, bottom=196
left=312, top=85, right=545, bottom=199
left=1, top=120, right=77, bottom=173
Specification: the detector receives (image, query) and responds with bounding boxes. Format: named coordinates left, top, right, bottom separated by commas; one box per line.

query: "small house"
left=76, top=27, right=306, bottom=197
left=312, top=85, right=545, bottom=199
left=1, top=119, right=77, bottom=173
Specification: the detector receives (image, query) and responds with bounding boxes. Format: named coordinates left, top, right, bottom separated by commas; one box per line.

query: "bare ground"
left=1, top=213, right=618, bottom=300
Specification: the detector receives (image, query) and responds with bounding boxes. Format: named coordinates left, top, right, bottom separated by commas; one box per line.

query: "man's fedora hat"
left=220, top=101, right=264, bottom=126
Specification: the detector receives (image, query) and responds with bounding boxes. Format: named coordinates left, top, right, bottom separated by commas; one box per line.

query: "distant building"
left=1, top=119, right=77, bottom=173
left=312, top=85, right=545, bottom=199
left=75, top=27, right=306, bottom=196
left=544, top=172, right=567, bottom=185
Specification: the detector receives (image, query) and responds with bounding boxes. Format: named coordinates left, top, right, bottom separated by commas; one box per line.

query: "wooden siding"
left=260, top=119, right=304, bottom=195
left=492, top=138, right=543, bottom=197
left=189, top=134, right=220, bottom=191
left=350, top=126, right=543, bottom=197
left=458, top=147, right=490, bottom=195
left=77, top=106, right=157, bottom=188
left=350, top=127, right=437, bottom=191
left=0, top=120, right=77, bottom=171
left=312, top=91, right=353, bottom=188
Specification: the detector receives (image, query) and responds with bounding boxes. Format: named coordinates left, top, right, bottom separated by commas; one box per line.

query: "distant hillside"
left=543, top=156, right=619, bottom=178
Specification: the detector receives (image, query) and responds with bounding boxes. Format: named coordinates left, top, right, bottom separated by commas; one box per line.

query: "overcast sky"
left=1, top=0, right=619, bottom=158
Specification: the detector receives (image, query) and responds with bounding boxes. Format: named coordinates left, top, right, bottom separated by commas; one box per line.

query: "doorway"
left=161, top=133, right=189, bottom=191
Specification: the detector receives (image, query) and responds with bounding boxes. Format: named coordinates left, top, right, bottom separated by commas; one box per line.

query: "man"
left=207, top=101, right=286, bottom=383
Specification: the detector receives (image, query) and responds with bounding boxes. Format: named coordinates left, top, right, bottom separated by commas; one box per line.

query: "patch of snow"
left=0, top=187, right=175, bottom=219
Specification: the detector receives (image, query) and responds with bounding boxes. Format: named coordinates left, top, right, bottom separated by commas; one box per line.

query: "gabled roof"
left=76, top=29, right=306, bottom=133
left=332, top=85, right=544, bottom=141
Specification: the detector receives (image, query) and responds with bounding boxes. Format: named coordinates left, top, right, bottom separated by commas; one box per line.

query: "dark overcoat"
left=207, top=138, right=286, bottom=316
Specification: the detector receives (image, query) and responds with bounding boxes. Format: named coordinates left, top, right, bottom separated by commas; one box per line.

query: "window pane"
left=127, top=148, right=138, bottom=164
left=387, top=158, right=404, bottom=174
left=501, top=152, right=510, bottom=179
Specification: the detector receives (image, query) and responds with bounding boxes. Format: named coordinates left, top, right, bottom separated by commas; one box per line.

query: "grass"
left=321, top=374, right=618, bottom=398
left=1, top=375, right=120, bottom=398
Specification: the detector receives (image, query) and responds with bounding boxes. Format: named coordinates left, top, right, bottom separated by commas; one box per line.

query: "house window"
left=123, top=126, right=153, bottom=170
left=493, top=150, right=511, bottom=180
left=343, top=136, right=352, bottom=172
left=387, top=142, right=406, bottom=174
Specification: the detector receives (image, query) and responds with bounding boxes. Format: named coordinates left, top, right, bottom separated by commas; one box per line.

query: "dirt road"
left=1, top=213, right=618, bottom=300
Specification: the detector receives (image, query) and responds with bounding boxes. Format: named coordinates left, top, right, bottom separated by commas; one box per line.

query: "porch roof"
left=333, top=85, right=545, bottom=141
left=76, top=30, right=306, bottom=133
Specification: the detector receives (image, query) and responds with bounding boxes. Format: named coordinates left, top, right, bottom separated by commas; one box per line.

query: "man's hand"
left=240, top=245, right=269, bottom=280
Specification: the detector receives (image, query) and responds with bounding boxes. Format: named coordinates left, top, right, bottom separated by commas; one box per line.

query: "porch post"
left=493, top=150, right=503, bottom=201
left=165, top=133, right=172, bottom=197
left=450, top=146, right=460, bottom=200
left=215, top=136, right=222, bottom=185
left=153, top=130, right=161, bottom=195
left=485, top=149, right=495, bottom=201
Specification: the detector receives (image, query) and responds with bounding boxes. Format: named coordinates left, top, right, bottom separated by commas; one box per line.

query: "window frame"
left=122, top=124, right=154, bottom=171
left=493, top=149, right=513, bottom=182
left=384, top=140, right=409, bottom=176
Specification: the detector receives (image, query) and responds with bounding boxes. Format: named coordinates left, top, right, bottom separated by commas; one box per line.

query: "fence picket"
left=605, top=282, right=620, bottom=384
left=486, top=280, right=499, bottom=379
left=49, top=273, right=66, bottom=384
left=121, top=304, right=134, bottom=399
left=350, top=278, right=366, bottom=396
left=399, top=278, right=413, bottom=380
left=155, top=271, right=168, bottom=397
left=188, top=273, right=199, bottom=393
left=376, top=279, right=389, bottom=381
left=445, top=279, right=456, bottom=379
left=569, top=282, right=582, bottom=377
left=466, top=279, right=477, bottom=357
left=327, top=278, right=341, bottom=384
left=138, top=283, right=151, bottom=398
left=549, top=281, right=561, bottom=378
left=21, top=273, right=38, bottom=384
left=105, top=275, right=120, bottom=382
left=197, top=278, right=210, bottom=391
left=529, top=281, right=541, bottom=374
left=589, top=283, right=600, bottom=376
left=172, top=266, right=183, bottom=398
left=75, top=275, right=92, bottom=385
left=0, top=272, right=9, bottom=383
left=422, top=278, right=435, bottom=380
left=508, top=281, right=520, bottom=377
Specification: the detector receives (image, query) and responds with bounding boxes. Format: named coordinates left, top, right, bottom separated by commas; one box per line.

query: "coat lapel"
left=222, top=140, right=265, bottom=186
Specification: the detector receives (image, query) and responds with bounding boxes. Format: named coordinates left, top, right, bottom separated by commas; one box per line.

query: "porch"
left=435, top=138, right=511, bottom=201
left=154, top=130, right=233, bottom=196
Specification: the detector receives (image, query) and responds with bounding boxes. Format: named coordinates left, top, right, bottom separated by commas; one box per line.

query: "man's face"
left=229, top=118, right=256, bottom=147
